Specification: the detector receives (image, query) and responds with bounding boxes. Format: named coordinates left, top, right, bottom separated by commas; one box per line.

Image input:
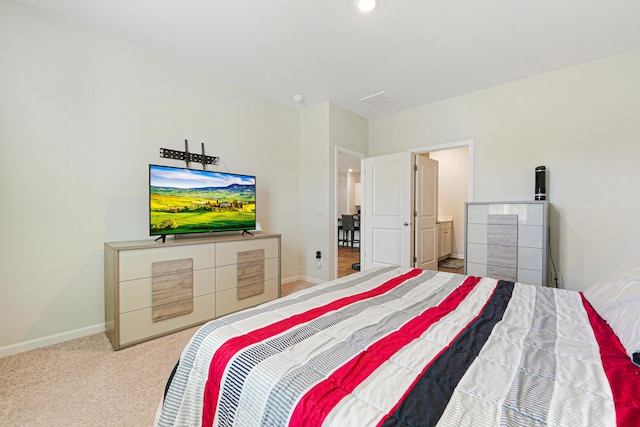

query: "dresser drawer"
left=216, top=278, right=279, bottom=317
left=517, top=269, right=543, bottom=286
left=466, top=204, right=489, bottom=224
left=466, top=243, right=487, bottom=264
left=487, top=265, right=517, bottom=282
left=467, top=203, right=543, bottom=226
left=466, top=262, right=487, bottom=277
left=216, top=238, right=279, bottom=267
left=119, top=293, right=215, bottom=346
left=119, top=268, right=216, bottom=313
left=467, top=224, right=488, bottom=244
left=518, top=225, right=543, bottom=249
left=215, top=257, right=279, bottom=292
left=119, top=244, right=215, bottom=281
left=518, top=247, right=543, bottom=271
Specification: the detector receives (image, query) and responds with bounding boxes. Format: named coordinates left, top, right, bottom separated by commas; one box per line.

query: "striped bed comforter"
left=155, top=266, right=640, bottom=426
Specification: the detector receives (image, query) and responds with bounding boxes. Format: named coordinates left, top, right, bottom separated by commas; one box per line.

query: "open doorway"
left=360, top=141, right=472, bottom=272
left=336, top=148, right=364, bottom=278
left=413, top=143, right=471, bottom=273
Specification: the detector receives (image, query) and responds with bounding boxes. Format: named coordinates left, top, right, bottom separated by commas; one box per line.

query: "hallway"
left=337, top=246, right=464, bottom=278
left=337, top=246, right=360, bottom=278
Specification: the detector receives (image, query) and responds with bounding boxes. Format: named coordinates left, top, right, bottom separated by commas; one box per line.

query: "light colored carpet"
left=0, top=326, right=198, bottom=426
left=0, top=279, right=317, bottom=427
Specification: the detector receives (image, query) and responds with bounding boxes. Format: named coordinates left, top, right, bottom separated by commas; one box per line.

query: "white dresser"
left=464, top=201, right=548, bottom=286
left=104, top=233, right=280, bottom=350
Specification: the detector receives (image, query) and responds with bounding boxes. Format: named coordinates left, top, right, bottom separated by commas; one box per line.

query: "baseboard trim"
left=282, top=275, right=302, bottom=284
left=282, top=275, right=324, bottom=285
left=0, top=323, right=106, bottom=358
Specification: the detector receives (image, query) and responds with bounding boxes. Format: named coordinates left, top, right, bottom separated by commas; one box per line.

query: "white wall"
left=347, top=172, right=361, bottom=215
left=370, top=50, right=640, bottom=291
left=329, top=104, right=368, bottom=272
left=0, top=0, right=300, bottom=351
left=337, top=173, right=349, bottom=217
left=300, top=103, right=332, bottom=280
left=299, top=102, right=368, bottom=281
left=337, top=172, right=361, bottom=218
left=429, top=146, right=469, bottom=257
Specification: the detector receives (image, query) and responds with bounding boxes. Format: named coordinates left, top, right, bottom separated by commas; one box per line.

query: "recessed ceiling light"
left=356, top=0, right=378, bottom=13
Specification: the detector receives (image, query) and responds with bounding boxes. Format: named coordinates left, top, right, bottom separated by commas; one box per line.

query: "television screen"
left=149, top=164, right=256, bottom=236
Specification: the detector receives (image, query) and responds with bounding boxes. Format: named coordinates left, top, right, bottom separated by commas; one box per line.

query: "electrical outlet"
left=555, top=271, right=562, bottom=287
left=316, top=251, right=322, bottom=259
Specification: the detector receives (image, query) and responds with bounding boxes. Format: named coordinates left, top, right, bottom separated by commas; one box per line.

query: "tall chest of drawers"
left=464, top=201, right=549, bottom=286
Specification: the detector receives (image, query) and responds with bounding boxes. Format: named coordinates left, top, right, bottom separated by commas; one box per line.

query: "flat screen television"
left=149, top=164, right=256, bottom=237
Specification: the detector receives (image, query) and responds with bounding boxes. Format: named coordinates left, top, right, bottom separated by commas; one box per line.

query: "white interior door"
left=362, top=152, right=412, bottom=270
left=415, top=155, right=439, bottom=270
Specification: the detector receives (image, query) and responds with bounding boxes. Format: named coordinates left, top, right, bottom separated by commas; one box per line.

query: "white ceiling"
left=17, top=0, right=640, bottom=119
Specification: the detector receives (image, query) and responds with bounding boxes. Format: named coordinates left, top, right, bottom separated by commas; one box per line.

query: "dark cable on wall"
left=548, top=229, right=559, bottom=288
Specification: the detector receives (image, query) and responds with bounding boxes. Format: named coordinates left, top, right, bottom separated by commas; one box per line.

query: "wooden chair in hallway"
left=341, top=214, right=360, bottom=249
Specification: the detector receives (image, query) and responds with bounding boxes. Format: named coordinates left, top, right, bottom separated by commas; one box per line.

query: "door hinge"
left=414, top=164, right=418, bottom=172
left=414, top=210, right=417, bottom=217
left=413, top=256, right=417, bottom=263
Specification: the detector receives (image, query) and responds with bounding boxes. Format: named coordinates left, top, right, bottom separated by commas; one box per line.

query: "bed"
left=155, top=261, right=640, bottom=426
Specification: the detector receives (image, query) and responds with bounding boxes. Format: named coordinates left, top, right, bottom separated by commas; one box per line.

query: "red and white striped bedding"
left=155, top=266, right=640, bottom=426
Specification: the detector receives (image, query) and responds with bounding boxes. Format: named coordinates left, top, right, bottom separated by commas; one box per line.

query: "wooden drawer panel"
left=216, top=278, right=279, bottom=317
left=119, top=244, right=215, bottom=281
left=216, top=238, right=279, bottom=267
left=487, top=265, right=517, bottom=282
left=119, top=293, right=215, bottom=346
left=487, top=245, right=517, bottom=268
left=215, top=258, right=279, bottom=292
left=119, top=268, right=215, bottom=313
left=486, top=225, right=518, bottom=246
left=487, top=214, right=517, bottom=226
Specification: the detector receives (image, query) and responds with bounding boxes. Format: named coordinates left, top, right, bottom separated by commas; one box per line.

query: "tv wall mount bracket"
left=159, top=139, right=218, bottom=170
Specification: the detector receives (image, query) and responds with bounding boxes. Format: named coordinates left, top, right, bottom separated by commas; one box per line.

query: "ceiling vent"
left=359, top=91, right=399, bottom=109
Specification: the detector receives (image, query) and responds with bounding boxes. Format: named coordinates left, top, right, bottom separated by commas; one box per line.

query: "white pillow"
left=583, top=256, right=640, bottom=366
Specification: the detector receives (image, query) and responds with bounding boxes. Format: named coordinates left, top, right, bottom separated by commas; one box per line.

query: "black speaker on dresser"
left=535, top=166, right=546, bottom=201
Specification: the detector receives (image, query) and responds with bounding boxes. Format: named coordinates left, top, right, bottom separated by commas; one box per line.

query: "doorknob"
left=403, top=221, right=409, bottom=226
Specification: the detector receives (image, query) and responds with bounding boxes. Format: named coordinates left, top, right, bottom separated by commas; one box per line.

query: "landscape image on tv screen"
left=149, top=165, right=256, bottom=235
